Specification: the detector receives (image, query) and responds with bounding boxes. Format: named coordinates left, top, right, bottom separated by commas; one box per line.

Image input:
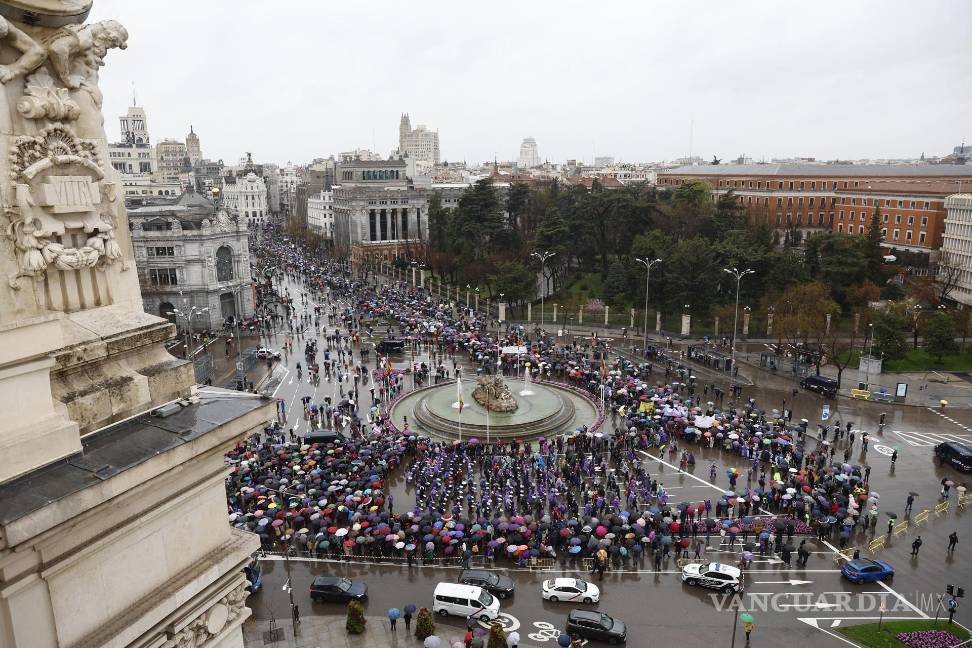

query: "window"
left=921, top=217, right=928, bottom=228
left=149, top=268, right=178, bottom=286
left=881, top=228, right=887, bottom=238
left=152, top=246, right=174, bottom=256
left=897, top=200, right=903, bottom=208
left=910, top=201, right=916, bottom=209
left=924, top=201, right=930, bottom=209
left=838, top=223, right=844, bottom=232
left=919, top=232, right=926, bottom=244
left=895, top=215, right=901, bottom=224
left=908, top=216, right=914, bottom=225
left=776, top=197, right=783, bottom=207
left=905, top=230, right=912, bottom=241
left=839, top=210, right=844, bottom=219
left=215, top=246, right=234, bottom=282
left=850, top=211, right=855, bottom=219
left=893, top=229, right=900, bottom=240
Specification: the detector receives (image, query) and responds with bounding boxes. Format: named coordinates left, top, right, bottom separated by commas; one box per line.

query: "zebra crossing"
left=891, top=429, right=972, bottom=447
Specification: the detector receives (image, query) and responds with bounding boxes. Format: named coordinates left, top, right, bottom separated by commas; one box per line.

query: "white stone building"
left=518, top=137, right=540, bottom=168
left=307, top=189, right=334, bottom=240
left=156, top=138, right=190, bottom=184
left=399, top=114, right=440, bottom=164
left=222, top=171, right=268, bottom=226
left=186, top=125, right=202, bottom=165
left=129, top=191, right=254, bottom=328
left=942, top=194, right=972, bottom=307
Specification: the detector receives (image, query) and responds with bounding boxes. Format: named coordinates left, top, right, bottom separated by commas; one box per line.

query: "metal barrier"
left=959, top=494, right=971, bottom=511
left=893, top=521, right=910, bottom=537
left=913, top=509, right=930, bottom=525
left=850, top=389, right=871, bottom=400
left=868, top=537, right=887, bottom=553
left=583, top=558, right=595, bottom=572
left=529, top=558, right=554, bottom=571
left=935, top=500, right=950, bottom=516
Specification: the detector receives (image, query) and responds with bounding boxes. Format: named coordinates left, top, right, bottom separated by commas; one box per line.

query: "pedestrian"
left=905, top=494, right=914, bottom=514
left=911, top=536, right=922, bottom=556
left=744, top=620, right=754, bottom=643
left=948, top=531, right=958, bottom=553
left=654, top=551, right=662, bottom=572
left=403, top=609, right=413, bottom=632
left=887, top=518, right=894, bottom=536
left=508, top=630, right=520, bottom=647
left=388, top=608, right=398, bottom=631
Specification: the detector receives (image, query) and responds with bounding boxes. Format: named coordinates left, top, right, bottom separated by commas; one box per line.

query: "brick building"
left=657, top=164, right=972, bottom=254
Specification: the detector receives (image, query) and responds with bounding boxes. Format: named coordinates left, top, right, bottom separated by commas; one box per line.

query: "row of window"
left=714, top=178, right=915, bottom=191
left=147, top=246, right=175, bottom=257
left=837, top=211, right=929, bottom=227
left=149, top=268, right=178, bottom=286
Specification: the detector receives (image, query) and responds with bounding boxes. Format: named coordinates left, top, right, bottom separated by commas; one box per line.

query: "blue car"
left=842, top=558, right=894, bottom=584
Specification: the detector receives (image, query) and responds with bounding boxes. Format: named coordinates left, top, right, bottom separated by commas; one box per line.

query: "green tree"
left=346, top=600, right=366, bottom=634
left=489, top=260, right=534, bottom=310
left=535, top=206, right=569, bottom=256
left=486, top=623, right=508, bottom=648
left=602, top=261, right=629, bottom=307
left=865, top=202, right=884, bottom=281
left=872, top=309, right=909, bottom=362
left=506, top=182, right=530, bottom=232
left=414, top=607, right=435, bottom=640
left=925, top=312, right=958, bottom=362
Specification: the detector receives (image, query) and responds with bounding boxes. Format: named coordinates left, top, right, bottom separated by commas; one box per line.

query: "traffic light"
left=958, top=588, right=965, bottom=598
left=947, top=585, right=954, bottom=595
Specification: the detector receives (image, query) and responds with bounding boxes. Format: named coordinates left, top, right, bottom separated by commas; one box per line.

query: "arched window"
left=215, top=246, right=234, bottom=282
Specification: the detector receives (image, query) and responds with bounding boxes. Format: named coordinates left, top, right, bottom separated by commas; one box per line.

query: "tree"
left=506, top=182, right=530, bottom=232
left=925, top=312, right=958, bottom=363
left=824, top=321, right=859, bottom=388
left=486, top=623, right=508, bottom=648
left=871, top=309, right=909, bottom=362
left=346, top=600, right=366, bottom=634
left=602, top=261, right=629, bottom=307
left=535, top=206, right=569, bottom=256
left=865, top=202, right=883, bottom=281
left=414, top=607, right=435, bottom=640
left=489, top=260, right=534, bottom=310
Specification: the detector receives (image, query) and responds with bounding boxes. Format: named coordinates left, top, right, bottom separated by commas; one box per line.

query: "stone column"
left=656, top=311, right=662, bottom=333
left=604, top=306, right=610, bottom=326
left=681, top=310, right=691, bottom=336
left=411, top=266, right=416, bottom=286
left=499, top=302, right=506, bottom=322
left=826, top=312, right=832, bottom=334
left=714, top=316, right=720, bottom=338
left=742, top=309, right=751, bottom=336
left=579, top=305, right=584, bottom=325
left=420, top=269, right=425, bottom=288
left=553, top=303, right=558, bottom=322
left=527, top=302, right=532, bottom=322
left=767, top=309, right=775, bottom=336
left=630, top=308, right=635, bottom=328
left=474, top=292, right=479, bottom=311
left=854, top=312, right=860, bottom=336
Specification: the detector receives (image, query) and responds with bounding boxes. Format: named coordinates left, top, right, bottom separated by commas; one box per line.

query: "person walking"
left=403, top=608, right=413, bottom=632
left=948, top=532, right=958, bottom=553
left=744, top=620, right=755, bottom=644
left=905, top=494, right=915, bottom=514
left=911, top=536, right=923, bottom=557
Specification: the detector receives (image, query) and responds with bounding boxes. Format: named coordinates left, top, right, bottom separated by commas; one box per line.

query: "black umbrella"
left=908, top=492, right=920, bottom=497
left=773, top=519, right=786, bottom=530
left=783, top=544, right=796, bottom=552
left=886, top=512, right=898, bottom=519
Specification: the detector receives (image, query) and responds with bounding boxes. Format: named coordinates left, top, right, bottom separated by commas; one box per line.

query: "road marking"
left=877, top=580, right=929, bottom=619
left=753, top=579, right=813, bottom=585
left=636, top=451, right=773, bottom=513
left=926, top=408, right=972, bottom=431
left=799, top=617, right=921, bottom=647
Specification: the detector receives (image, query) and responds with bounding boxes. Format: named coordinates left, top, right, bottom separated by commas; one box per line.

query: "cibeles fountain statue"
left=472, top=375, right=519, bottom=412
left=0, top=0, right=191, bottom=481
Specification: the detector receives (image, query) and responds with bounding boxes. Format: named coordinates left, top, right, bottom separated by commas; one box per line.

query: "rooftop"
left=659, top=164, right=972, bottom=178
left=0, top=391, right=272, bottom=528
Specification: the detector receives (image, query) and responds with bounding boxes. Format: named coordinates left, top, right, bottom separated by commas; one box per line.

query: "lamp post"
left=474, top=287, right=480, bottom=313
left=499, top=292, right=505, bottom=338
left=531, top=251, right=556, bottom=329
left=465, top=284, right=471, bottom=309
left=864, top=322, right=875, bottom=388
left=635, top=257, right=662, bottom=355
left=723, top=267, right=755, bottom=377
left=171, top=305, right=210, bottom=362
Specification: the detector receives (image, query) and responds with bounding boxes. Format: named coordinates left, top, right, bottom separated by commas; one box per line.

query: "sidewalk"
left=242, top=614, right=540, bottom=648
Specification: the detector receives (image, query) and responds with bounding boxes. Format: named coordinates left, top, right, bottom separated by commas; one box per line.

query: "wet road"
left=248, top=275, right=972, bottom=645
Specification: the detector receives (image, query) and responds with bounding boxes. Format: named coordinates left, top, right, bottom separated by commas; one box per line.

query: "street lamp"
left=531, top=251, right=556, bottom=328
left=475, top=287, right=480, bottom=312
left=723, top=267, right=755, bottom=377
left=171, top=306, right=210, bottom=362
left=465, top=284, right=471, bottom=309
left=499, top=293, right=505, bottom=336
left=635, top=257, right=662, bottom=355
left=864, top=322, right=875, bottom=388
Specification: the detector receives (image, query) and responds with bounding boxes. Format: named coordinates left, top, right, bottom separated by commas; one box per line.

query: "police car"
left=681, top=562, right=744, bottom=593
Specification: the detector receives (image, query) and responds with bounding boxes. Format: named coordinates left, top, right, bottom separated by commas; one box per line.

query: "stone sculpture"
left=472, top=375, right=519, bottom=412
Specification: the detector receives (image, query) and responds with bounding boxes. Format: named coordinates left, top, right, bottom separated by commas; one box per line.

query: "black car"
left=458, top=569, right=515, bottom=599
left=800, top=375, right=838, bottom=398
left=376, top=339, right=405, bottom=354
left=935, top=441, right=972, bottom=472
left=566, top=609, right=627, bottom=645
left=303, top=430, right=344, bottom=446
left=310, top=576, right=368, bottom=602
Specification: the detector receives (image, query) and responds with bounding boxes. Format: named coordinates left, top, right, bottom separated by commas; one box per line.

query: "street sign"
left=236, top=362, right=244, bottom=372
left=821, top=404, right=830, bottom=421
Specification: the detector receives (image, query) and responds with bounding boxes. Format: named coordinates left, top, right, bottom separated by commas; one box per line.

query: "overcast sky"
left=92, top=0, right=971, bottom=167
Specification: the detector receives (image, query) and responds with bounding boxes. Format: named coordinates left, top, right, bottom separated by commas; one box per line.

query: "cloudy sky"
left=92, top=0, right=971, bottom=167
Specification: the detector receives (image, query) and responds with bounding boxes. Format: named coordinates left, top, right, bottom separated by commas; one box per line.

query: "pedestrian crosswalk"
left=927, top=407, right=972, bottom=432
left=891, top=429, right=972, bottom=447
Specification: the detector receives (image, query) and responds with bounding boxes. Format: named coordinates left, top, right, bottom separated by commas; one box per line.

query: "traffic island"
left=837, top=619, right=969, bottom=648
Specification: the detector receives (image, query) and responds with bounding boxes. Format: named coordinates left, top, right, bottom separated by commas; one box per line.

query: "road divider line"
left=877, top=580, right=929, bottom=619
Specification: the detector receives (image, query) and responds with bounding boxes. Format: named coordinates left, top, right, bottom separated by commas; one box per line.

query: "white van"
left=432, top=583, right=500, bottom=621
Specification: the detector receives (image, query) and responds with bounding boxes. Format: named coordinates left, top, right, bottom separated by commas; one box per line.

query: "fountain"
left=390, top=374, right=598, bottom=441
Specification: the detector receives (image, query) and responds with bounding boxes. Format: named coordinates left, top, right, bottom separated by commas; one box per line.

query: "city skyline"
left=91, top=0, right=971, bottom=166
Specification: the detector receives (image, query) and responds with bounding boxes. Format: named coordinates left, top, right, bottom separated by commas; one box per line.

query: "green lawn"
left=835, top=349, right=972, bottom=372
left=837, top=619, right=969, bottom=648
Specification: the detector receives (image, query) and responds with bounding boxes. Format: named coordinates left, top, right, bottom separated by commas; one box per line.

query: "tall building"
left=129, top=191, right=254, bottom=328
left=156, top=138, right=190, bottom=184
left=398, top=113, right=440, bottom=164
left=186, top=125, right=202, bottom=165
left=941, top=194, right=972, bottom=307
left=109, top=105, right=184, bottom=198
left=0, top=5, right=272, bottom=648
left=518, top=137, right=540, bottom=168
left=307, top=189, right=334, bottom=241
left=222, top=171, right=268, bottom=226
left=657, top=164, right=972, bottom=251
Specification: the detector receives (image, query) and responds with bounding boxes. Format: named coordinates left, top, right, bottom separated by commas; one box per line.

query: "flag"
left=385, top=355, right=392, bottom=372
left=457, top=375, right=464, bottom=413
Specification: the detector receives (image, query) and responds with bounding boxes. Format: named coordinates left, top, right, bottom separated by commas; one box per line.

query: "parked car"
left=256, top=347, right=281, bottom=360
left=800, top=375, right=838, bottom=398
left=542, top=578, right=600, bottom=603
left=681, top=562, right=744, bottom=593
left=310, top=576, right=367, bottom=602
left=565, top=610, right=626, bottom=645
left=376, top=339, right=405, bottom=354
left=842, top=558, right=894, bottom=584
left=458, top=569, right=515, bottom=599
left=432, top=583, right=500, bottom=621
left=935, top=441, right=972, bottom=473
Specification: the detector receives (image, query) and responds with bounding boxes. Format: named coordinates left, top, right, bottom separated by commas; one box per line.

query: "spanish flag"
left=457, top=375, right=465, bottom=413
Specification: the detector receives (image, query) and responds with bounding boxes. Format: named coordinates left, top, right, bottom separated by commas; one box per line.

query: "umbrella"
left=424, top=637, right=441, bottom=648
left=404, top=604, right=417, bottom=614
left=740, top=613, right=754, bottom=623
left=945, top=480, right=955, bottom=487
left=886, top=512, right=898, bottom=519
left=388, top=608, right=400, bottom=620
left=908, top=491, right=920, bottom=497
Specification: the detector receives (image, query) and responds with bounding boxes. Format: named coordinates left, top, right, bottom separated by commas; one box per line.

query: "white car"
left=541, top=578, right=600, bottom=603
left=255, top=347, right=281, bottom=360
left=681, top=562, right=743, bottom=593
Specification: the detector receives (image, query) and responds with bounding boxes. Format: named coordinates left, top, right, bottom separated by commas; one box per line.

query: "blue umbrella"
left=569, top=545, right=582, bottom=554
left=388, top=608, right=400, bottom=620
left=403, top=604, right=417, bottom=614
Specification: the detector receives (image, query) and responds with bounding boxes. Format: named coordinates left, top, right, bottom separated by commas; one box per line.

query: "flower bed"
left=897, top=630, right=964, bottom=648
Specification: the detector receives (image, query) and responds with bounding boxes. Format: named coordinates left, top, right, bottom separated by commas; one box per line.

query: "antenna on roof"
left=132, top=82, right=136, bottom=106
